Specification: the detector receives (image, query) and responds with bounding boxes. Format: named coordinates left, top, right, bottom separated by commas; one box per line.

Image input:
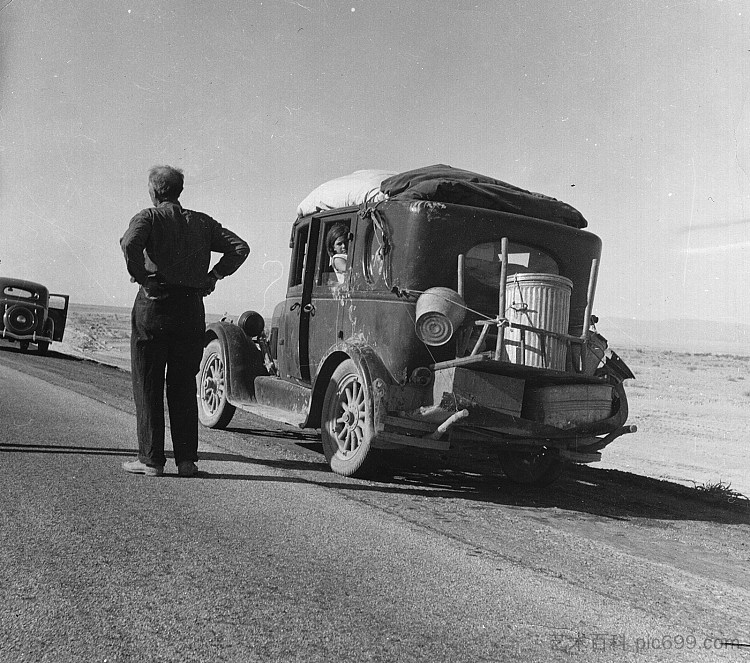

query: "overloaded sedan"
left=197, top=165, right=636, bottom=486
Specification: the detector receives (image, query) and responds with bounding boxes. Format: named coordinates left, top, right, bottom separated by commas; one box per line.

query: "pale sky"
left=1, top=0, right=749, bottom=325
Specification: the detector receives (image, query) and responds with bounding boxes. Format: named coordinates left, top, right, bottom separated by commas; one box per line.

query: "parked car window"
left=3, top=286, right=37, bottom=299
left=49, top=295, right=67, bottom=310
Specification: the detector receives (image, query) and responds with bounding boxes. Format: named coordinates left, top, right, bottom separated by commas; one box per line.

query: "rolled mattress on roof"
left=296, top=169, right=396, bottom=217
left=381, top=165, right=588, bottom=228
left=296, top=164, right=587, bottom=228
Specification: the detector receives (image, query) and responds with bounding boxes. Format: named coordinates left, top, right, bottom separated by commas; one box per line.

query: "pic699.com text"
left=550, top=631, right=744, bottom=654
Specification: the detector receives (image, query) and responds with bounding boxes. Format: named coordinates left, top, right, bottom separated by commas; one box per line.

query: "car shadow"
left=0, top=343, right=85, bottom=362
left=225, top=426, right=320, bottom=444
left=4, top=435, right=748, bottom=525
left=218, top=423, right=750, bottom=525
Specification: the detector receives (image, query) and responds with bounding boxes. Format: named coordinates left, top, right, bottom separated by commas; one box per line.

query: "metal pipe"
left=579, top=258, right=600, bottom=373
left=457, top=253, right=465, bottom=298
left=581, top=258, right=600, bottom=340
left=494, top=237, right=509, bottom=361
left=425, top=409, right=469, bottom=440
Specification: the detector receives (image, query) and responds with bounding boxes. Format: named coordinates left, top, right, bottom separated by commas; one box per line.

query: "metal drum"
left=415, top=287, right=466, bottom=347
left=504, top=273, right=573, bottom=370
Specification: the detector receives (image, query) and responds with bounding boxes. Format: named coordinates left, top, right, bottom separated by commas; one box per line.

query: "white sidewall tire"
left=198, top=339, right=236, bottom=429
left=321, top=359, right=377, bottom=478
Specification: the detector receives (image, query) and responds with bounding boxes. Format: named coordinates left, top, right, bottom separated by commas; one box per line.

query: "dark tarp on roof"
left=380, top=165, right=587, bottom=229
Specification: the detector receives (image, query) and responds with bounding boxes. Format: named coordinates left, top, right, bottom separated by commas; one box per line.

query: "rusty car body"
left=197, top=167, right=635, bottom=485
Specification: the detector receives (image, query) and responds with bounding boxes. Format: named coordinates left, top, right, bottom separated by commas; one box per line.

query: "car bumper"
left=372, top=378, right=635, bottom=462
left=1, top=329, right=53, bottom=343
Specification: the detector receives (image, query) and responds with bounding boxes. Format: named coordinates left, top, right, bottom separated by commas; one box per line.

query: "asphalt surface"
left=1, top=345, right=749, bottom=662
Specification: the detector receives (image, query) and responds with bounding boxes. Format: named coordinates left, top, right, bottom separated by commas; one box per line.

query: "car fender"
left=304, top=341, right=395, bottom=430
left=204, top=321, right=266, bottom=405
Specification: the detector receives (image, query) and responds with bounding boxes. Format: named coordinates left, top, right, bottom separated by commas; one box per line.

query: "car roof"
left=0, top=277, right=50, bottom=294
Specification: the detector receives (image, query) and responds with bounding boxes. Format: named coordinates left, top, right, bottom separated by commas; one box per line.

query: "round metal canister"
left=415, top=287, right=466, bottom=346
left=503, top=273, right=573, bottom=370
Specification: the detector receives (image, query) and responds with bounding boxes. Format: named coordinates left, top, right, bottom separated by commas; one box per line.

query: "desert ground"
left=55, top=303, right=750, bottom=499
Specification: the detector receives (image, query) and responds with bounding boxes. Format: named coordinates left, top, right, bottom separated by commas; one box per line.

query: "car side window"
left=364, top=220, right=385, bottom=285
left=289, top=222, right=310, bottom=288
left=316, top=218, right=351, bottom=286
left=49, top=295, right=67, bottom=310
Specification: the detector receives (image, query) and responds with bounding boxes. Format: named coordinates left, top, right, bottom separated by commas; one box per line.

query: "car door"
left=279, top=216, right=319, bottom=382
left=306, top=213, right=355, bottom=380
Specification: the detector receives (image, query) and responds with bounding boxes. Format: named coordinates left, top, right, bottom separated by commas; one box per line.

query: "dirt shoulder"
left=600, top=347, right=750, bottom=497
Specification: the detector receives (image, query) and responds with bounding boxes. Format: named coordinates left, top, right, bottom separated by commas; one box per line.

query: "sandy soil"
left=54, top=303, right=750, bottom=498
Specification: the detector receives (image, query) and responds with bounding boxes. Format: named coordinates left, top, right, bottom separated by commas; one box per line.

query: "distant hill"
left=598, top=317, right=750, bottom=356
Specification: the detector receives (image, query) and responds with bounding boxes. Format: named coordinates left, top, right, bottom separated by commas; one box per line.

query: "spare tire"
left=4, top=305, right=37, bottom=335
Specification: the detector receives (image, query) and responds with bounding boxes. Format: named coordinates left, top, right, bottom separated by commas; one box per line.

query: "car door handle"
left=290, top=302, right=300, bottom=312
left=303, top=303, right=315, bottom=315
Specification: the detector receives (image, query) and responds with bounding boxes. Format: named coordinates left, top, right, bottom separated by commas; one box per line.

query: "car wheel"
left=36, top=341, right=50, bottom=355
left=499, top=448, right=564, bottom=487
left=198, top=339, right=236, bottom=429
left=321, top=359, right=377, bottom=477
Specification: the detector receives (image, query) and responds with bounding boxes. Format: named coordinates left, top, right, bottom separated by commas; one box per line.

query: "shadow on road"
left=382, top=457, right=750, bottom=525
left=4, top=429, right=748, bottom=525
left=217, top=422, right=750, bottom=525
left=0, top=344, right=80, bottom=361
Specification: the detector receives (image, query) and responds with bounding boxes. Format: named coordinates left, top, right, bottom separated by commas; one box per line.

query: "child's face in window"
left=333, top=237, right=347, bottom=254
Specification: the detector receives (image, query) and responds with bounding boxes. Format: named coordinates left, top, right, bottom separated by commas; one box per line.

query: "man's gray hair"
left=149, top=165, right=184, bottom=201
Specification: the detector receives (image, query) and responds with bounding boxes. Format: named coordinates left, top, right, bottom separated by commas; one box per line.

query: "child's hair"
left=326, top=222, right=349, bottom=256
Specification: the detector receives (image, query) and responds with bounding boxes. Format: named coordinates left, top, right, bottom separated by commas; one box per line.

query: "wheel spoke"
left=350, top=427, right=361, bottom=452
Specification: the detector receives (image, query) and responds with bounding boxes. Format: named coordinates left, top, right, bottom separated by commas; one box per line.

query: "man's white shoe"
left=122, top=459, right=164, bottom=477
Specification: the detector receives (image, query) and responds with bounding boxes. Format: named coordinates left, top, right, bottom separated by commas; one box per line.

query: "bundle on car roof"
left=297, top=164, right=587, bottom=229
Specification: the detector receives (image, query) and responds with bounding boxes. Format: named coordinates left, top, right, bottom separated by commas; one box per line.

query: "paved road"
left=1, top=346, right=748, bottom=662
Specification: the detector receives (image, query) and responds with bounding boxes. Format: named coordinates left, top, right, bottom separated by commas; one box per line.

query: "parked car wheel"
left=321, top=359, right=377, bottom=477
left=36, top=341, right=50, bottom=355
left=198, top=339, right=236, bottom=429
left=499, top=448, right=564, bottom=486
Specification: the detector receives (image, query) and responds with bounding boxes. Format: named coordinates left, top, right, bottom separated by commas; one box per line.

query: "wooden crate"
left=522, top=384, right=613, bottom=429
left=432, top=367, right=524, bottom=417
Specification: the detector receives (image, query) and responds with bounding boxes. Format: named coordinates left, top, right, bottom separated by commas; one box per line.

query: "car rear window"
left=464, top=241, right=559, bottom=312
left=465, top=241, right=559, bottom=288
left=3, top=286, right=37, bottom=299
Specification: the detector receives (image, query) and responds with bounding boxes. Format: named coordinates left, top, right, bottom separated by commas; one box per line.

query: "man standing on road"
left=120, top=165, right=249, bottom=478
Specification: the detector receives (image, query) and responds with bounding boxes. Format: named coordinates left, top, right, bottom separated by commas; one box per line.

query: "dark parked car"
left=197, top=166, right=636, bottom=485
left=0, top=277, right=69, bottom=354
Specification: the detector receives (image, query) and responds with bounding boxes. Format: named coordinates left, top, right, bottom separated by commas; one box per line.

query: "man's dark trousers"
left=130, top=287, right=205, bottom=468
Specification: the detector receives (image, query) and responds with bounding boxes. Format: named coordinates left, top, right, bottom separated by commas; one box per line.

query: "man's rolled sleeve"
left=209, top=225, right=250, bottom=279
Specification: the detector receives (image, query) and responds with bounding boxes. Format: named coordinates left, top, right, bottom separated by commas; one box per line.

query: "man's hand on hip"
left=143, top=275, right=169, bottom=301
left=201, top=272, right=219, bottom=297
